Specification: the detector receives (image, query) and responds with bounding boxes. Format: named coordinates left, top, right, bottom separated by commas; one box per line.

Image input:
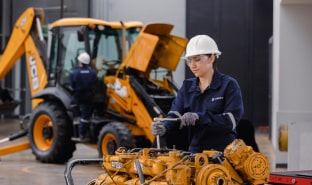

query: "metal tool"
left=153, top=117, right=180, bottom=149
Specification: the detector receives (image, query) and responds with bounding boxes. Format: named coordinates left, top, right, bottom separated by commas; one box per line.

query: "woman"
left=151, top=35, right=244, bottom=152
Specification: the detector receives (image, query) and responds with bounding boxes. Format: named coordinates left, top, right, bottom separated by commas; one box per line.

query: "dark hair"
left=81, top=63, right=89, bottom=67
left=205, top=54, right=218, bottom=69
left=206, top=54, right=212, bottom=58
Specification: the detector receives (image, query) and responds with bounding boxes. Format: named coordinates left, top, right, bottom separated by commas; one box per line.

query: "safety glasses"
left=185, top=55, right=209, bottom=67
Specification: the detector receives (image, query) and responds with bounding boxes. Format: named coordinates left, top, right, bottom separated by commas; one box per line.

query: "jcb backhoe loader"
left=0, top=7, right=188, bottom=163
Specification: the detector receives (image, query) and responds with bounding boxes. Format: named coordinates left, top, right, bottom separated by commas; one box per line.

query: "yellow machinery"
left=0, top=7, right=187, bottom=163
left=278, top=125, right=288, bottom=152
left=100, top=23, right=188, bottom=155
left=64, top=139, right=270, bottom=185
left=1, top=8, right=270, bottom=184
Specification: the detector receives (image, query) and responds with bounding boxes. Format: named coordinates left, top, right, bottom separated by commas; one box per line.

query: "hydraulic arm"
left=0, top=7, right=47, bottom=108
left=0, top=7, right=48, bottom=157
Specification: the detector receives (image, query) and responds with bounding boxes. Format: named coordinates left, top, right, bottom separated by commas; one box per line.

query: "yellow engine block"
left=89, top=139, right=269, bottom=185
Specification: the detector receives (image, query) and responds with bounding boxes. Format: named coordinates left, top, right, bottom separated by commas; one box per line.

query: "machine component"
left=0, top=87, right=19, bottom=114
left=64, top=158, right=103, bottom=185
left=0, top=110, right=31, bottom=156
left=224, top=139, right=270, bottom=184
left=64, top=139, right=269, bottom=185
left=102, top=23, right=188, bottom=155
left=278, top=124, right=288, bottom=152
left=0, top=7, right=187, bottom=163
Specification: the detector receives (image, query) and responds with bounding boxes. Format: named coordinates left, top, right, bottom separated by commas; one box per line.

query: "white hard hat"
left=78, top=52, right=90, bottom=64
left=183, top=35, right=221, bottom=58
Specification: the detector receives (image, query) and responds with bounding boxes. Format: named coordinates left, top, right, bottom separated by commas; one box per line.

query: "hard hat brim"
left=181, top=51, right=222, bottom=60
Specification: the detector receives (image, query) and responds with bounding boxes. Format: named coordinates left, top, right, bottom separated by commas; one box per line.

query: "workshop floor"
left=0, top=118, right=281, bottom=184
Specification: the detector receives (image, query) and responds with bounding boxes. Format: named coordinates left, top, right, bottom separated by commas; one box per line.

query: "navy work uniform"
left=70, top=66, right=97, bottom=139
left=164, top=70, right=244, bottom=153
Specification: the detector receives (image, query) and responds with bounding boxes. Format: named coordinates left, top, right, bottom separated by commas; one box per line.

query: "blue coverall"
left=70, top=66, right=97, bottom=138
left=164, top=70, right=244, bottom=153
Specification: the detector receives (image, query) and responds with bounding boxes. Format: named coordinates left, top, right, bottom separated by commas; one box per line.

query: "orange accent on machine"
left=64, top=139, right=270, bottom=185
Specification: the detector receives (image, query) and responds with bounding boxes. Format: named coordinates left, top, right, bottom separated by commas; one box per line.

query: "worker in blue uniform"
left=70, top=52, right=97, bottom=142
left=151, top=35, right=244, bottom=152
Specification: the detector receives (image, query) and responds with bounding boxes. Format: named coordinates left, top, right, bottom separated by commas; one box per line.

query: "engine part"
left=81, top=139, right=269, bottom=185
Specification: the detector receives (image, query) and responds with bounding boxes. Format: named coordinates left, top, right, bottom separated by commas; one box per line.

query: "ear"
left=210, top=54, right=216, bottom=61
left=208, top=55, right=216, bottom=63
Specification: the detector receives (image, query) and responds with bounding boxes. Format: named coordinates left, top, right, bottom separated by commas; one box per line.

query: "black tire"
left=98, top=122, right=135, bottom=156
left=28, top=102, right=76, bottom=163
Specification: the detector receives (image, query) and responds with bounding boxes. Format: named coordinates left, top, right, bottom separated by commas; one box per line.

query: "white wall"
left=91, top=0, right=186, bottom=87
left=288, top=122, right=312, bottom=170
left=272, top=0, right=312, bottom=168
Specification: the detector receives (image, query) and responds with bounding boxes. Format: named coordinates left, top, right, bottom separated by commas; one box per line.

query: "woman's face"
left=186, top=54, right=214, bottom=77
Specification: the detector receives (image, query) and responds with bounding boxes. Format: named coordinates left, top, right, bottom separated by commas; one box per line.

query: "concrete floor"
left=0, top=119, right=103, bottom=185
left=0, top=118, right=280, bottom=185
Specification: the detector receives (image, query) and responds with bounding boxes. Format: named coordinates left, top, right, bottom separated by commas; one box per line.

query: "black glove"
left=151, top=121, right=166, bottom=136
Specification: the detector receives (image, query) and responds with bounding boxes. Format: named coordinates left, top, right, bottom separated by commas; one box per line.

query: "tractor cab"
left=47, top=18, right=142, bottom=92
left=31, top=18, right=144, bottom=144
left=45, top=18, right=143, bottom=116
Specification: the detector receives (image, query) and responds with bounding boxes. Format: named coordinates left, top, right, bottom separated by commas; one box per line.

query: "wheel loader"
left=0, top=7, right=188, bottom=163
